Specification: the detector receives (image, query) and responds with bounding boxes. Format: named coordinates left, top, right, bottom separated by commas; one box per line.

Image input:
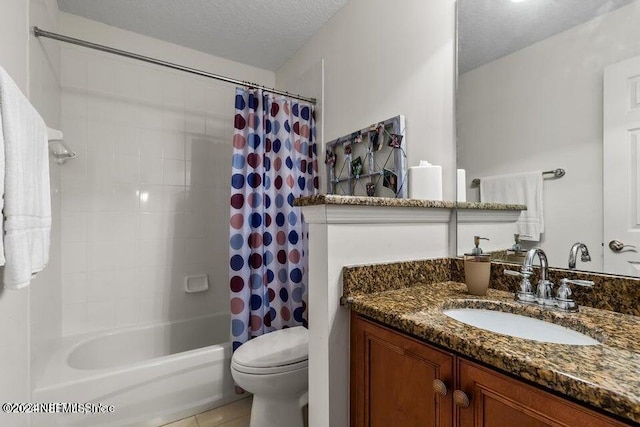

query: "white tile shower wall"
left=60, top=51, right=231, bottom=334
left=59, top=16, right=274, bottom=335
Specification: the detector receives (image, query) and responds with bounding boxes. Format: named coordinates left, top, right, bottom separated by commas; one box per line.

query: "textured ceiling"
left=459, top=0, right=639, bottom=74
left=57, top=0, right=348, bottom=71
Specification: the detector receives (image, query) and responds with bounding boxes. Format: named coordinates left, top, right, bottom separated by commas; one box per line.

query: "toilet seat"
left=231, top=358, right=308, bottom=375
left=231, top=326, right=308, bottom=375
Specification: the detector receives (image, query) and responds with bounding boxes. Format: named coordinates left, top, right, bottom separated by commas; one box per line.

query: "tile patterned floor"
left=163, top=397, right=252, bottom=427
left=163, top=397, right=309, bottom=427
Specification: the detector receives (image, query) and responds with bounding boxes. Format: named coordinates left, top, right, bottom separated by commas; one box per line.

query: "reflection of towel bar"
left=471, top=168, right=565, bottom=186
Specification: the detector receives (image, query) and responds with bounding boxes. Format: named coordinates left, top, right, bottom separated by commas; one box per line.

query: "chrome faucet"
left=568, top=242, right=591, bottom=269
left=504, top=247, right=593, bottom=311
left=505, top=248, right=554, bottom=304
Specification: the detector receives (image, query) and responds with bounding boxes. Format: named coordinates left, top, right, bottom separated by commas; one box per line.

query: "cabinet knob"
left=432, top=379, right=448, bottom=397
left=453, top=390, right=470, bottom=408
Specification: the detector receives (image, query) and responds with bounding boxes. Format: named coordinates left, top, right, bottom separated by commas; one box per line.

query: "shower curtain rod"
left=33, top=27, right=317, bottom=105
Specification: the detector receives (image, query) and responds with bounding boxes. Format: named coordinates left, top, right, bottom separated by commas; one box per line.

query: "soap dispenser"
left=464, top=236, right=491, bottom=295
left=512, top=234, right=522, bottom=252
left=507, top=234, right=527, bottom=263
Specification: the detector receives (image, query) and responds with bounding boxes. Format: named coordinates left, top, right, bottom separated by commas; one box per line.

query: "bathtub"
left=32, top=313, right=243, bottom=427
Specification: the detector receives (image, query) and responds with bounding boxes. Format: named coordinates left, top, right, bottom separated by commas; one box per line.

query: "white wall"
left=303, top=205, right=451, bottom=427
left=276, top=0, right=457, bottom=200
left=0, top=0, right=62, bottom=424
left=0, top=3, right=31, bottom=423
left=29, top=0, right=63, bottom=391
left=0, top=0, right=29, bottom=93
left=59, top=13, right=275, bottom=335
left=278, top=2, right=456, bottom=425
left=458, top=2, right=640, bottom=270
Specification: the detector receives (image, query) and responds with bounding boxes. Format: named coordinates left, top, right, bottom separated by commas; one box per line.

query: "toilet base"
left=249, top=395, right=304, bottom=427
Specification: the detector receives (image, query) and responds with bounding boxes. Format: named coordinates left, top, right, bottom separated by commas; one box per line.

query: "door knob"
left=432, top=379, right=448, bottom=397
left=609, top=240, right=637, bottom=252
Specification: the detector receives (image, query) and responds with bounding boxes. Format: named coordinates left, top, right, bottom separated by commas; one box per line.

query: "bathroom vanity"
left=352, top=313, right=627, bottom=426
left=344, top=267, right=640, bottom=426
left=297, top=195, right=640, bottom=426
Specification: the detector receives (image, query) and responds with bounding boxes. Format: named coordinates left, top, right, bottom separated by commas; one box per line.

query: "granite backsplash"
left=343, top=257, right=640, bottom=316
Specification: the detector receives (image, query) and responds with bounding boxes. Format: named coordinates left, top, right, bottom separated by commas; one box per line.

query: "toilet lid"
left=232, top=326, right=308, bottom=369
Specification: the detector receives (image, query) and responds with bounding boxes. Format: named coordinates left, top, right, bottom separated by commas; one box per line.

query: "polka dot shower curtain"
left=229, top=88, right=318, bottom=352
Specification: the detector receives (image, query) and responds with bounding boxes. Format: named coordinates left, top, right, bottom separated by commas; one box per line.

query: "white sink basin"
left=443, top=309, right=601, bottom=346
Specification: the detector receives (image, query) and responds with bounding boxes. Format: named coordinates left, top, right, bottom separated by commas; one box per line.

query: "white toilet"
left=230, top=326, right=309, bottom=427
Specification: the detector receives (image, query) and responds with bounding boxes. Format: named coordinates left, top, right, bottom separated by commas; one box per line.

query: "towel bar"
left=471, top=168, right=565, bottom=186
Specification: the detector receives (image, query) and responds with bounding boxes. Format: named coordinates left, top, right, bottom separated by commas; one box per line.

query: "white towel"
left=480, top=171, right=544, bottom=241
left=0, top=67, right=51, bottom=289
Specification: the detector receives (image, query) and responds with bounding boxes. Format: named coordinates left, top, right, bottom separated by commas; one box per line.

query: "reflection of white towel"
left=0, top=67, right=51, bottom=289
left=480, top=171, right=543, bottom=241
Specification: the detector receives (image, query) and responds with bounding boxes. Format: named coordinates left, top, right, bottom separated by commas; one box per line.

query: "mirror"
left=456, top=0, right=640, bottom=276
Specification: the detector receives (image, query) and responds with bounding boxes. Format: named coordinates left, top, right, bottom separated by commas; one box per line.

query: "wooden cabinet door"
left=456, top=359, right=630, bottom=427
left=351, top=313, right=454, bottom=427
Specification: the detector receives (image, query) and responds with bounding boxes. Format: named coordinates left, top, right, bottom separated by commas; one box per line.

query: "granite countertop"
left=294, top=194, right=526, bottom=210
left=346, top=282, right=640, bottom=423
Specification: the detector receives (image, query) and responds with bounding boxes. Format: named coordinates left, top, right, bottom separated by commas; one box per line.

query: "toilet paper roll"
left=409, top=161, right=442, bottom=200
left=457, top=169, right=467, bottom=202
